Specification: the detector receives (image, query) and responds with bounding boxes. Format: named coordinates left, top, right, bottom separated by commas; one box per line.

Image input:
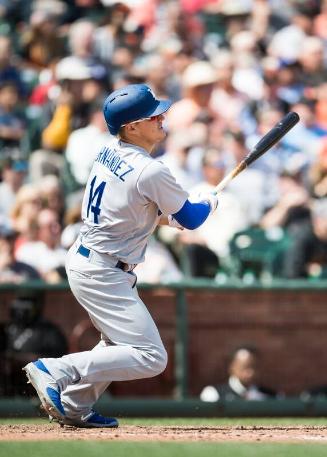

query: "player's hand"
left=168, top=215, right=184, bottom=230
left=190, top=191, right=219, bottom=215
left=203, top=192, right=219, bottom=214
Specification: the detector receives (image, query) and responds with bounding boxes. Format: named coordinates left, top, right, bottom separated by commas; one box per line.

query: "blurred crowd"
left=0, top=0, right=327, bottom=284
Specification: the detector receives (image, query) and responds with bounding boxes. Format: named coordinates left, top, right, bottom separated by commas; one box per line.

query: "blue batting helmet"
left=103, top=84, right=172, bottom=135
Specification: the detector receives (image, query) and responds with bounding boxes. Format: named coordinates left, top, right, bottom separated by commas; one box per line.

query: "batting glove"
left=203, top=192, right=219, bottom=215
left=168, top=215, right=184, bottom=230
left=190, top=191, right=219, bottom=215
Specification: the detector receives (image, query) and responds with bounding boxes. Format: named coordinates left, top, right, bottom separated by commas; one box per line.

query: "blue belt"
left=77, top=244, right=129, bottom=271
left=77, top=244, right=91, bottom=258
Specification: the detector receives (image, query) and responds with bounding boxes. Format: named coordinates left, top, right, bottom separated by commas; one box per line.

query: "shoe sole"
left=46, top=413, right=118, bottom=428
left=62, top=418, right=119, bottom=428
left=23, top=363, right=65, bottom=422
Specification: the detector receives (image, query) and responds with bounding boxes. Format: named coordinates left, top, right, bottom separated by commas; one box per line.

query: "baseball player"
left=23, top=84, right=219, bottom=428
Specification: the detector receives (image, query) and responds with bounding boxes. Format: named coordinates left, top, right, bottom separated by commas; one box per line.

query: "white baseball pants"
left=41, top=240, right=167, bottom=419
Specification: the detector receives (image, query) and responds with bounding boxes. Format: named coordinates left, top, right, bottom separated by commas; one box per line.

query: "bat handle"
left=213, top=174, right=234, bottom=194
left=213, top=162, right=247, bottom=195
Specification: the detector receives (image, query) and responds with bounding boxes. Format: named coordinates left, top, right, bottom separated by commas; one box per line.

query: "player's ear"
left=127, top=123, right=140, bottom=136
left=128, top=123, right=138, bottom=132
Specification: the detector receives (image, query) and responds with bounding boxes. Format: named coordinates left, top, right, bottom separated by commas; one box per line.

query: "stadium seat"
left=228, top=226, right=291, bottom=281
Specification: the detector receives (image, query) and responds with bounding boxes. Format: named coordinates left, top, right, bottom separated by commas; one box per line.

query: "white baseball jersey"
left=80, top=138, right=188, bottom=264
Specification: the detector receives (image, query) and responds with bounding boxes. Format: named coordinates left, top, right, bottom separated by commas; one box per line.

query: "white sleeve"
left=137, top=160, right=188, bottom=215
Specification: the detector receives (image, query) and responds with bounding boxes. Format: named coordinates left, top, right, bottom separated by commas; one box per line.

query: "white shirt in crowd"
left=16, top=241, right=67, bottom=275
left=134, top=237, right=183, bottom=284
left=190, top=182, right=247, bottom=258
left=65, top=125, right=112, bottom=186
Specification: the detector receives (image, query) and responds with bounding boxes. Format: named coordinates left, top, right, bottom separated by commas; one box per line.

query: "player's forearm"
left=173, top=199, right=211, bottom=230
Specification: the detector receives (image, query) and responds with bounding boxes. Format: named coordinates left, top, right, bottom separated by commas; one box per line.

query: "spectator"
left=313, top=0, right=327, bottom=40
left=274, top=60, right=304, bottom=108
left=281, top=98, right=326, bottom=163
left=309, top=138, right=327, bottom=198
left=19, top=6, right=65, bottom=70
left=15, top=208, right=67, bottom=282
left=134, top=235, right=183, bottom=284
left=299, top=36, right=327, bottom=89
left=0, top=155, right=28, bottom=223
left=302, top=384, right=327, bottom=399
left=110, top=46, right=139, bottom=84
left=10, top=183, right=43, bottom=251
left=268, top=6, right=313, bottom=61
left=223, top=129, right=272, bottom=225
left=246, top=107, right=290, bottom=177
left=158, top=43, right=192, bottom=97
left=166, top=60, right=218, bottom=131
left=29, top=56, right=107, bottom=180
left=0, top=224, right=40, bottom=283
left=160, top=124, right=208, bottom=190
left=260, top=170, right=314, bottom=278
left=41, top=57, right=94, bottom=152
left=0, top=35, right=26, bottom=97
left=260, top=170, right=311, bottom=233
left=218, top=1, right=253, bottom=45
left=275, top=198, right=327, bottom=279
left=0, top=81, right=26, bottom=150
left=94, top=2, right=131, bottom=65
left=64, top=99, right=111, bottom=193
left=38, top=174, right=65, bottom=223
left=211, top=50, right=248, bottom=130
left=60, top=0, right=104, bottom=23
left=244, top=57, right=286, bottom=130
left=60, top=203, right=83, bottom=250
left=67, top=19, right=107, bottom=83
left=200, top=346, right=277, bottom=401
left=314, top=83, right=327, bottom=132
left=3, top=290, right=68, bottom=396
left=143, top=54, right=180, bottom=102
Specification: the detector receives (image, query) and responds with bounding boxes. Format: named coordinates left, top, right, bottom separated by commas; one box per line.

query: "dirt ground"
left=1, top=424, right=327, bottom=442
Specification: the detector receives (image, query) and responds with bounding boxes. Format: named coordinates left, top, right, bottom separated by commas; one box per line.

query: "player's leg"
left=42, top=267, right=167, bottom=387
left=23, top=324, right=114, bottom=425
left=38, top=247, right=167, bottom=423
left=59, top=339, right=112, bottom=420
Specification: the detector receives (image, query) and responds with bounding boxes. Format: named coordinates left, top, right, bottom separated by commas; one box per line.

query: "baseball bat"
left=213, top=111, right=300, bottom=194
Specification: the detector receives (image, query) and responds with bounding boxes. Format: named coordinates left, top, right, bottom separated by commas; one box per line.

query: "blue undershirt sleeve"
left=173, top=199, right=211, bottom=230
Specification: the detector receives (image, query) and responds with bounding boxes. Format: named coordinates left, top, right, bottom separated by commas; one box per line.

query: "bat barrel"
left=244, top=111, right=300, bottom=166
left=213, top=111, right=300, bottom=194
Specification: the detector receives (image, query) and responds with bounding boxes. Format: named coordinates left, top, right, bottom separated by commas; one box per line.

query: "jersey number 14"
left=86, top=176, right=106, bottom=224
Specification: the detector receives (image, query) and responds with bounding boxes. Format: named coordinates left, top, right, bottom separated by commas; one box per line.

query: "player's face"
left=121, top=113, right=167, bottom=153
left=127, top=113, right=166, bottom=152
left=138, top=114, right=166, bottom=142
